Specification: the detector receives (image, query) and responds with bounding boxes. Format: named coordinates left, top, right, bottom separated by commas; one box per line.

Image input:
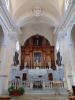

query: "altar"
left=10, top=65, right=64, bottom=83
left=33, top=81, right=43, bottom=89
left=28, top=67, right=48, bottom=82
left=9, top=65, right=64, bottom=90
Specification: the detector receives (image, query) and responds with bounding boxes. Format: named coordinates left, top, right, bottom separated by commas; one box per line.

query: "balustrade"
left=44, top=81, right=64, bottom=89
left=9, top=80, right=31, bottom=89
left=9, top=80, right=64, bottom=89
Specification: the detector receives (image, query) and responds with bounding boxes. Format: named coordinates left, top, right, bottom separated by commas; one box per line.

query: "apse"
left=20, top=35, right=56, bottom=70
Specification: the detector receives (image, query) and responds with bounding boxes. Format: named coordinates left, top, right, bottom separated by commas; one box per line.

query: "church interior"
left=0, top=0, right=75, bottom=100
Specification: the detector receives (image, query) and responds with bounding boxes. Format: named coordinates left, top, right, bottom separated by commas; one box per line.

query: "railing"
left=9, top=80, right=64, bottom=89
left=43, top=81, right=64, bottom=89
left=9, top=80, right=31, bottom=89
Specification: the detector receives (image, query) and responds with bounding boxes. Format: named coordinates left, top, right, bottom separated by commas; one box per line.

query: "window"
left=5, top=0, right=9, bottom=10
left=16, top=41, right=19, bottom=51
left=56, top=41, right=59, bottom=51
left=65, top=0, right=70, bottom=11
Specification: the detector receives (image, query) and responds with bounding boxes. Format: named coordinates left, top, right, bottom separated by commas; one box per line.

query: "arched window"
left=5, top=0, right=9, bottom=10
left=16, top=41, right=19, bottom=52
left=65, top=0, right=70, bottom=11
left=56, top=41, right=59, bottom=52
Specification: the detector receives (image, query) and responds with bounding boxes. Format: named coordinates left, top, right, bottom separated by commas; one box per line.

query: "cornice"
left=0, top=75, right=8, bottom=77
left=55, top=1, right=74, bottom=33
left=55, top=4, right=75, bottom=41
left=0, top=0, right=3, bottom=6
left=0, top=0, right=20, bottom=33
left=0, top=3, right=20, bottom=41
left=0, top=17, right=19, bottom=42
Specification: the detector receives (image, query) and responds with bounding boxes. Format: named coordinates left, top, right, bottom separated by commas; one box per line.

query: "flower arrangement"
left=8, top=86, right=25, bottom=96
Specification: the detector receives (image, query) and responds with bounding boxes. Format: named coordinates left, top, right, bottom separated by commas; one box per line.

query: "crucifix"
left=36, top=39, right=39, bottom=46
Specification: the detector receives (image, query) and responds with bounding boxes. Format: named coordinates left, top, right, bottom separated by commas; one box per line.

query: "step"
left=10, top=94, right=69, bottom=100
left=25, top=88, right=68, bottom=95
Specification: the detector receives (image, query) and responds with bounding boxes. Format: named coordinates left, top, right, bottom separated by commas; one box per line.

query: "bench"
left=0, top=96, right=10, bottom=100
left=69, top=96, right=75, bottom=100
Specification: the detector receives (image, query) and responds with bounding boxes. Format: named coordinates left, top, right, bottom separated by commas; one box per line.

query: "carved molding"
left=55, top=4, right=75, bottom=41
left=0, top=1, right=19, bottom=33
left=0, top=75, right=8, bottom=77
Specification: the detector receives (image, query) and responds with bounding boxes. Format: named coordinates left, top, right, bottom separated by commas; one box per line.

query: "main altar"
left=9, top=35, right=64, bottom=90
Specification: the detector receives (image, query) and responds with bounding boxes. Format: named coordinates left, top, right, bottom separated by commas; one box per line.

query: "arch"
left=23, top=34, right=50, bottom=46
left=0, top=26, right=4, bottom=46
left=71, top=24, right=75, bottom=43
left=70, top=24, right=75, bottom=60
left=21, top=32, right=54, bottom=46
left=0, top=25, right=4, bottom=67
left=20, top=34, right=56, bottom=70
left=70, top=24, right=75, bottom=86
left=17, top=13, right=59, bottom=27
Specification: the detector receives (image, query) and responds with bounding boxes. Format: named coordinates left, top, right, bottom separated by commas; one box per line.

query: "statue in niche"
left=26, top=63, right=29, bottom=69
left=13, top=51, right=19, bottom=66
left=25, top=62, right=29, bottom=69
left=56, top=51, right=62, bottom=66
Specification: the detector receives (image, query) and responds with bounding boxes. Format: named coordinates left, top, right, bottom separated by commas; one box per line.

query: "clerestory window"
left=5, top=0, right=9, bottom=11
left=16, top=41, right=20, bottom=52
left=65, top=0, right=70, bottom=11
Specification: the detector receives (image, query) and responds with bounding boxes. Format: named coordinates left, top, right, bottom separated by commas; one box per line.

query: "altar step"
left=11, top=94, right=69, bottom=100
left=25, top=88, right=68, bottom=95
left=10, top=88, right=69, bottom=100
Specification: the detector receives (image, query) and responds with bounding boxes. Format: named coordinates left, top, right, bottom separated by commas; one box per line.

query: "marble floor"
left=10, top=94, right=69, bottom=100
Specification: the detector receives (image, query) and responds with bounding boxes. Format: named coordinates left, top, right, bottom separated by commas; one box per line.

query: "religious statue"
left=56, top=51, right=62, bottom=66
left=13, top=51, right=19, bottom=66
left=48, top=61, right=51, bottom=68
left=26, top=63, right=29, bottom=68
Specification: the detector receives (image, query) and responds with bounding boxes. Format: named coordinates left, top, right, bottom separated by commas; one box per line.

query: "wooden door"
left=48, top=73, right=53, bottom=81
left=22, top=73, right=27, bottom=81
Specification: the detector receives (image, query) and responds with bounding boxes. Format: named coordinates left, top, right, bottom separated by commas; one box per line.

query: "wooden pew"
left=69, top=96, right=75, bottom=100
left=0, top=96, right=10, bottom=100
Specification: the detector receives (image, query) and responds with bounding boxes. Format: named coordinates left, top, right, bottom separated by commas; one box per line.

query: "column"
left=0, top=33, right=16, bottom=95
left=59, top=35, right=72, bottom=91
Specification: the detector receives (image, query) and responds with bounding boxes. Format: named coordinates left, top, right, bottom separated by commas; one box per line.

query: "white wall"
left=0, top=5, right=18, bottom=94
left=20, top=23, right=55, bottom=46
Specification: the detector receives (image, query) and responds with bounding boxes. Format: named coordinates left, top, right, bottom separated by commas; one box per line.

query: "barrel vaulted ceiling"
left=10, top=0, right=65, bottom=27
left=8, top=0, right=66, bottom=45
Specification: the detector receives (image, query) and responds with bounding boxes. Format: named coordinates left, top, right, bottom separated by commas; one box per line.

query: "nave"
left=0, top=0, right=75, bottom=100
